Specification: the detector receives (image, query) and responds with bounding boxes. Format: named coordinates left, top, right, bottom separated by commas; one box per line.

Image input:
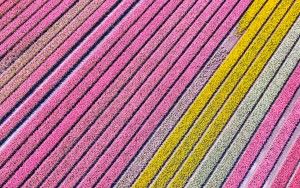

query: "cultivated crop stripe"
left=133, top=0, right=282, bottom=186
left=168, top=2, right=299, bottom=187
left=187, top=16, right=300, bottom=188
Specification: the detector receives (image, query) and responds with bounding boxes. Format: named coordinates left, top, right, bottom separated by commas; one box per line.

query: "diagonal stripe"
left=247, top=89, right=300, bottom=187
left=0, top=0, right=88, bottom=97
left=0, top=0, right=77, bottom=74
left=115, top=0, right=263, bottom=186
left=236, top=0, right=267, bottom=34
left=57, top=0, right=226, bottom=186
left=0, top=0, right=116, bottom=98
left=1, top=0, right=138, bottom=180
left=0, top=0, right=20, bottom=27
left=168, top=2, right=299, bottom=187
left=21, top=0, right=199, bottom=186
left=0, top=0, right=94, bottom=80
left=0, top=0, right=65, bottom=53
left=0, top=0, right=102, bottom=117
left=0, top=0, right=187, bottom=187
left=220, top=64, right=300, bottom=187
left=30, top=0, right=211, bottom=186
left=187, top=17, right=300, bottom=188
left=114, top=25, right=241, bottom=188
left=271, top=125, right=300, bottom=187
left=0, top=0, right=35, bottom=31
left=132, top=0, right=284, bottom=187
left=0, top=0, right=20, bottom=17
left=0, top=0, right=299, bottom=187
left=0, top=0, right=73, bottom=84
left=288, top=161, right=300, bottom=188
left=0, top=0, right=123, bottom=144
left=242, top=88, right=300, bottom=186
left=88, top=0, right=252, bottom=187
